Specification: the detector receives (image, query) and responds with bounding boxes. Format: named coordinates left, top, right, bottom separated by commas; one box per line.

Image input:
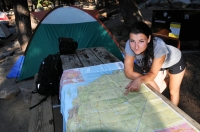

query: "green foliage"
left=37, top=0, right=53, bottom=9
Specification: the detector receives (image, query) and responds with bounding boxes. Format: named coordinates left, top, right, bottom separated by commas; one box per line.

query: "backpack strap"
left=29, top=94, right=51, bottom=110
left=31, top=90, right=38, bottom=94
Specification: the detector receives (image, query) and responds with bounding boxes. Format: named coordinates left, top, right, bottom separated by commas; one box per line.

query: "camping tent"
left=0, top=23, right=11, bottom=38
left=0, top=11, right=9, bottom=21
left=17, top=6, right=123, bottom=81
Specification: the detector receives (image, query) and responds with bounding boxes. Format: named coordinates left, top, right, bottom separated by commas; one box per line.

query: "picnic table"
left=59, top=47, right=200, bottom=132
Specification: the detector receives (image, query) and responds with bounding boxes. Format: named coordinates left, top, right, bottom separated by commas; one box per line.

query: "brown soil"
left=177, top=52, right=200, bottom=123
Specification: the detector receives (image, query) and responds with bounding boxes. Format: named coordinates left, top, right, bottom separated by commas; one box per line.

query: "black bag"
left=29, top=53, right=63, bottom=109
left=58, top=37, right=78, bottom=54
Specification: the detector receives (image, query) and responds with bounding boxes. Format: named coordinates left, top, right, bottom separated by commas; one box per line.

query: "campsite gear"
left=29, top=53, right=63, bottom=109
left=13, top=6, right=123, bottom=82
left=6, top=55, right=25, bottom=79
left=58, top=37, right=78, bottom=54
left=0, top=11, right=9, bottom=25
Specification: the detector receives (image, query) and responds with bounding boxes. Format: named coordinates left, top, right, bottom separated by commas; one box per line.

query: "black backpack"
left=29, top=53, right=63, bottom=109
left=58, top=37, right=78, bottom=55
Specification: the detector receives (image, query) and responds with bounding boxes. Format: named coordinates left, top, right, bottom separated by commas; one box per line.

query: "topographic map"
left=60, top=62, right=198, bottom=132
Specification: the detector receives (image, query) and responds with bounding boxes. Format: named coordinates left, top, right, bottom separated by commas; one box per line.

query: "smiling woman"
left=124, top=21, right=186, bottom=106
left=129, top=33, right=149, bottom=55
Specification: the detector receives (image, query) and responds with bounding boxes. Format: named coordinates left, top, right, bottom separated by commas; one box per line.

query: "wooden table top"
left=60, top=47, right=120, bottom=70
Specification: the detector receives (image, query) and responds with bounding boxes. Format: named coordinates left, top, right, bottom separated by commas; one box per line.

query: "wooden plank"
left=76, top=48, right=103, bottom=67
left=60, top=54, right=83, bottom=70
left=28, top=74, right=54, bottom=132
left=146, top=84, right=200, bottom=130
left=90, top=47, right=120, bottom=63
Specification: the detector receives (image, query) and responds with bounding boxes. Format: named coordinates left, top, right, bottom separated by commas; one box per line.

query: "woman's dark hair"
left=129, top=21, right=154, bottom=71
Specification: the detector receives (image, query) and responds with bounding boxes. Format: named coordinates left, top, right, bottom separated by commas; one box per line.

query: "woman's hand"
left=124, top=77, right=142, bottom=95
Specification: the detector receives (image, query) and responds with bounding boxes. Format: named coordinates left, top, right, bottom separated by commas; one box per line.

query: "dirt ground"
left=0, top=3, right=200, bottom=132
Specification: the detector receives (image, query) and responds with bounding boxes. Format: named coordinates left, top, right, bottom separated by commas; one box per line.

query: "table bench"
left=28, top=47, right=121, bottom=132
left=28, top=73, right=54, bottom=132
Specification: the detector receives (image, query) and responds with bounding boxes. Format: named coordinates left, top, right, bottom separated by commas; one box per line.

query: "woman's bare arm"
left=124, top=54, right=142, bottom=80
left=124, top=54, right=166, bottom=95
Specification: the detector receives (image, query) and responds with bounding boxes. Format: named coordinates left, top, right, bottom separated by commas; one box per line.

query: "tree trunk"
left=13, top=0, right=32, bottom=51
left=119, top=0, right=144, bottom=27
left=118, top=0, right=144, bottom=37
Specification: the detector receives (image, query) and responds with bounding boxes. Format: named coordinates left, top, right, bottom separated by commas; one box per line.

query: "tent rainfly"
left=11, top=6, right=123, bottom=81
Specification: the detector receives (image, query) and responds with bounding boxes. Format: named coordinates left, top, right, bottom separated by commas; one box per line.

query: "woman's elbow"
left=124, top=70, right=132, bottom=79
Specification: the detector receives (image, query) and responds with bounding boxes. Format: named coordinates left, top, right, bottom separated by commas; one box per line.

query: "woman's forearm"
left=125, top=71, right=143, bottom=80
left=140, top=71, right=157, bottom=84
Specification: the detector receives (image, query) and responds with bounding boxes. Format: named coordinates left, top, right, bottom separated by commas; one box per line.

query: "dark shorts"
left=161, top=54, right=187, bottom=74
left=134, top=54, right=187, bottom=75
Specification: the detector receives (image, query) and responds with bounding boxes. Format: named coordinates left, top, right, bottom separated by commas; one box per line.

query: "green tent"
left=18, top=6, right=123, bottom=81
